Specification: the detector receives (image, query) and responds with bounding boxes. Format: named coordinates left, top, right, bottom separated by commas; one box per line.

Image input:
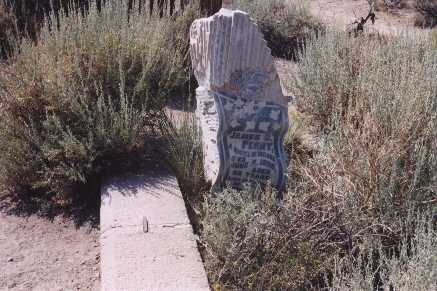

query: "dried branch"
left=347, top=0, right=377, bottom=36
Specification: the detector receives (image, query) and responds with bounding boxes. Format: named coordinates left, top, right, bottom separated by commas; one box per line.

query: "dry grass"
left=201, top=30, right=437, bottom=290
left=157, top=112, right=206, bottom=201
left=290, top=31, right=437, bottom=216
left=0, top=1, right=17, bottom=58
left=235, top=0, right=323, bottom=60
left=415, top=0, right=437, bottom=27
left=328, top=213, right=437, bottom=291
left=375, top=0, right=416, bottom=11
left=0, top=0, right=199, bottom=203
left=202, top=187, right=330, bottom=290
left=290, top=29, right=437, bottom=289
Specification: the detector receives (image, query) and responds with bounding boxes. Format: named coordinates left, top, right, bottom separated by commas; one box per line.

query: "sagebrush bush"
left=0, top=1, right=17, bottom=58
left=202, top=186, right=437, bottom=290
left=0, top=0, right=212, bottom=60
left=202, top=187, right=332, bottom=290
left=328, top=214, right=437, bottom=291
left=0, top=0, right=199, bottom=201
left=415, top=0, right=437, bottom=28
left=374, top=0, right=414, bottom=11
left=234, top=0, right=323, bottom=60
left=201, top=30, right=437, bottom=290
left=157, top=111, right=206, bottom=201
left=286, top=30, right=436, bottom=288
left=432, top=28, right=437, bottom=46
left=291, top=31, right=437, bottom=222
left=156, top=111, right=207, bottom=233
left=1, top=0, right=93, bottom=47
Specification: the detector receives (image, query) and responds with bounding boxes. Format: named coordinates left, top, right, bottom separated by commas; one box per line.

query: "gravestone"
left=190, top=3, right=289, bottom=191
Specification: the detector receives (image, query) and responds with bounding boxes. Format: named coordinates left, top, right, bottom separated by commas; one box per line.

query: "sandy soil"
left=0, top=212, right=100, bottom=291
left=304, top=0, right=420, bottom=34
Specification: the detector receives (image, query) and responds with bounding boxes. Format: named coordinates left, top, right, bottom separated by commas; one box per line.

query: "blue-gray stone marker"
left=190, top=7, right=289, bottom=192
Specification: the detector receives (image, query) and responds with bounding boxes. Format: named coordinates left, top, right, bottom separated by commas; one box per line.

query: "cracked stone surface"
left=190, top=8, right=289, bottom=191
left=100, top=174, right=209, bottom=291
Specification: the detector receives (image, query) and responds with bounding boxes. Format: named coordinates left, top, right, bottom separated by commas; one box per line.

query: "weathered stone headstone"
left=190, top=4, right=289, bottom=191
left=222, top=0, right=233, bottom=9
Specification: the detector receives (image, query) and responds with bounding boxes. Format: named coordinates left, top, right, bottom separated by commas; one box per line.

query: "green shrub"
left=1, top=0, right=93, bottom=47
left=201, top=176, right=436, bottom=291
left=0, top=1, right=17, bottom=58
left=0, top=0, right=199, bottom=202
left=157, top=111, right=206, bottom=201
left=201, top=187, right=329, bottom=290
left=415, top=0, right=437, bottom=28
left=155, top=111, right=207, bottom=233
left=291, top=31, right=437, bottom=221
left=201, top=30, right=437, bottom=290
left=199, top=0, right=222, bottom=15
left=432, top=28, right=437, bottom=47
left=328, top=214, right=437, bottom=291
left=234, top=0, right=323, bottom=60
left=374, top=0, right=415, bottom=11
left=285, top=29, right=436, bottom=287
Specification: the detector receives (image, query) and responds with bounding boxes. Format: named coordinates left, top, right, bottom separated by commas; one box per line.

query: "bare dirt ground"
left=0, top=211, right=100, bottom=291
left=304, top=0, right=420, bottom=34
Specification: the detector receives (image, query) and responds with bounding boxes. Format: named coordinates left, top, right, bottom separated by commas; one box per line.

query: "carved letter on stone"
left=190, top=7, right=289, bottom=191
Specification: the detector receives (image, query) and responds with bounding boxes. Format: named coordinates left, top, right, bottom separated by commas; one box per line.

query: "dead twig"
left=347, top=0, right=377, bottom=36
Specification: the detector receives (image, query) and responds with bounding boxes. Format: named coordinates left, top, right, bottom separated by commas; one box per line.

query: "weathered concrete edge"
left=100, top=174, right=210, bottom=291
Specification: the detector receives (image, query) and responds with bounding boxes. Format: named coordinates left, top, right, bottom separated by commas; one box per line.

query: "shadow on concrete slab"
left=103, top=172, right=180, bottom=199
left=0, top=156, right=173, bottom=229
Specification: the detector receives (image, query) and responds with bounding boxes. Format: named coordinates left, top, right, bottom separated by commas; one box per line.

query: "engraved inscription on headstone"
left=190, top=7, right=289, bottom=191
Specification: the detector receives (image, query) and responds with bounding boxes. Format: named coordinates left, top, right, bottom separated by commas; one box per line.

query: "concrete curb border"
left=100, top=174, right=209, bottom=291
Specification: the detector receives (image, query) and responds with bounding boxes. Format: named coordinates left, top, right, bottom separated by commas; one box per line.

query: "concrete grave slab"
left=100, top=174, right=209, bottom=291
